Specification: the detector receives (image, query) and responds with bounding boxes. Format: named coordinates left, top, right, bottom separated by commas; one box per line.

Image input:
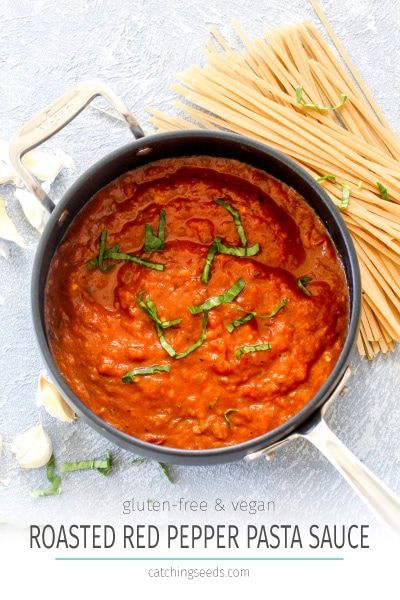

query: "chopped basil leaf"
left=144, top=210, right=166, bottom=252
left=144, top=224, right=163, bottom=252
left=158, top=209, right=166, bottom=242
left=132, top=457, right=148, bottom=465
left=155, top=323, right=177, bottom=357
left=298, top=276, right=313, bottom=296
left=200, top=238, right=260, bottom=285
left=106, top=249, right=165, bottom=271
left=214, top=198, right=247, bottom=246
left=217, top=240, right=260, bottom=257
left=175, top=311, right=209, bottom=359
left=226, top=312, right=255, bottom=332
left=189, top=278, right=245, bottom=314
left=316, top=174, right=336, bottom=183
left=132, top=458, right=174, bottom=482
left=226, top=298, right=287, bottom=332
left=295, top=84, right=304, bottom=103
left=137, top=293, right=179, bottom=357
left=87, top=230, right=114, bottom=272
left=376, top=182, right=388, bottom=201
left=296, top=85, right=347, bottom=111
left=137, top=293, right=207, bottom=359
left=87, top=257, right=99, bottom=269
left=340, top=184, right=351, bottom=210
left=235, top=343, right=272, bottom=359
left=60, top=450, right=112, bottom=476
left=224, top=408, right=239, bottom=427
left=94, top=450, right=112, bottom=476
left=201, top=238, right=220, bottom=284
left=137, top=293, right=182, bottom=329
left=88, top=229, right=165, bottom=272
left=159, top=462, right=174, bottom=483
left=122, top=364, right=171, bottom=383
left=31, top=455, right=62, bottom=498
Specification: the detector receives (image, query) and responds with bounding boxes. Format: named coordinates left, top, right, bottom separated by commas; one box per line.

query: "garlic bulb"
left=37, top=373, right=76, bottom=423
left=11, top=424, right=52, bottom=469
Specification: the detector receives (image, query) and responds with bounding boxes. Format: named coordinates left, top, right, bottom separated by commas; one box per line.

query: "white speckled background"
left=0, top=0, right=399, bottom=533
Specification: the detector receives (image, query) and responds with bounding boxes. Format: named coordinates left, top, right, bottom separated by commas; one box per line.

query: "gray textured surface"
left=0, top=0, right=399, bottom=530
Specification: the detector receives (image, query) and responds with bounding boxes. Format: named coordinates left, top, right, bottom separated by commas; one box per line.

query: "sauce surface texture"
left=45, top=157, right=348, bottom=449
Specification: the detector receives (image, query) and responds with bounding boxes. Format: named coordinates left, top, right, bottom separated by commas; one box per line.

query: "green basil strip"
left=376, top=182, right=388, bottom=201
left=158, top=210, right=166, bottom=242
left=155, top=323, right=177, bottom=357
left=175, top=312, right=209, bottom=359
left=31, top=455, right=62, bottom=498
left=132, top=457, right=148, bottom=465
left=235, top=343, right=272, bottom=360
left=316, top=174, right=336, bottom=183
left=137, top=294, right=179, bottom=357
left=297, top=276, right=313, bottom=296
left=61, top=450, right=112, bottom=476
left=201, top=238, right=220, bottom=284
left=217, top=240, right=260, bottom=257
left=137, top=293, right=182, bottom=329
left=159, top=462, right=174, bottom=483
left=87, top=230, right=114, bottom=272
left=88, top=229, right=165, bottom=271
left=144, top=210, right=166, bottom=252
left=122, top=364, right=171, bottom=384
left=340, top=184, right=351, bottom=210
left=296, top=85, right=347, bottom=111
left=106, top=250, right=165, bottom=271
left=226, top=298, right=287, bottom=332
left=214, top=198, right=247, bottom=246
left=98, top=229, right=110, bottom=272
left=224, top=408, right=239, bottom=427
left=200, top=238, right=260, bottom=285
left=226, top=312, right=255, bottom=332
left=189, top=278, right=245, bottom=314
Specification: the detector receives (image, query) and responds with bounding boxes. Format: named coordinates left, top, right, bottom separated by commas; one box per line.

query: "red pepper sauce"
left=45, top=156, right=348, bottom=449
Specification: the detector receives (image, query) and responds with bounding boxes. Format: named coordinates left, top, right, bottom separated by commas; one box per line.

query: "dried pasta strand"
left=148, top=20, right=400, bottom=359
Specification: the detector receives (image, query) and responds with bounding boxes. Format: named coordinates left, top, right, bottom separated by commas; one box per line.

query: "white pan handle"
left=301, top=418, right=400, bottom=535
left=8, top=79, right=144, bottom=212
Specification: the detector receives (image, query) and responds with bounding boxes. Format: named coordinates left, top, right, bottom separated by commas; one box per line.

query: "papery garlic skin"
left=37, top=374, right=76, bottom=423
left=11, top=424, right=52, bottom=469
left=0, top=433, right=3, bottom=457
left=0, top=197, right=26, bottom=247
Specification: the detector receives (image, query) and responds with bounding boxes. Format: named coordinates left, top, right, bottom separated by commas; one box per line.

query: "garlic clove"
left=15, top=188, right=46, bottom=234
left=0, top=139, right=21, bottom=185
left=11, top=424, right=53, bottom=469
left=22, top=148, right=72, bottom=182
left=37, top=374, right=76, bottom=423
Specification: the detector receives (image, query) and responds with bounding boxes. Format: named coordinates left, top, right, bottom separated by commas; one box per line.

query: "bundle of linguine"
left=148, top=10, right=400, bottom=360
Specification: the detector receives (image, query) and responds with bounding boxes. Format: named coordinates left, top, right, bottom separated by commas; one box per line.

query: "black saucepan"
left=9, top=81, right=400, bottom=532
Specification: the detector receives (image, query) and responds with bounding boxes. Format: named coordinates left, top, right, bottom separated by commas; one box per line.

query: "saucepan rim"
left=31, top=130, right=361, bottom=463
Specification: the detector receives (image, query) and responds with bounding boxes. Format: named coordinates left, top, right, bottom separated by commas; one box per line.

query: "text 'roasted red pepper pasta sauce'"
left=45, top=156, right=349, bottom=449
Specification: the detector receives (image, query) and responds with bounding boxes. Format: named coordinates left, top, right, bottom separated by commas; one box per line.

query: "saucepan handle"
left=8, top=79, right=144, bottom=213
left=301, top=418, right=400, bottom=535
